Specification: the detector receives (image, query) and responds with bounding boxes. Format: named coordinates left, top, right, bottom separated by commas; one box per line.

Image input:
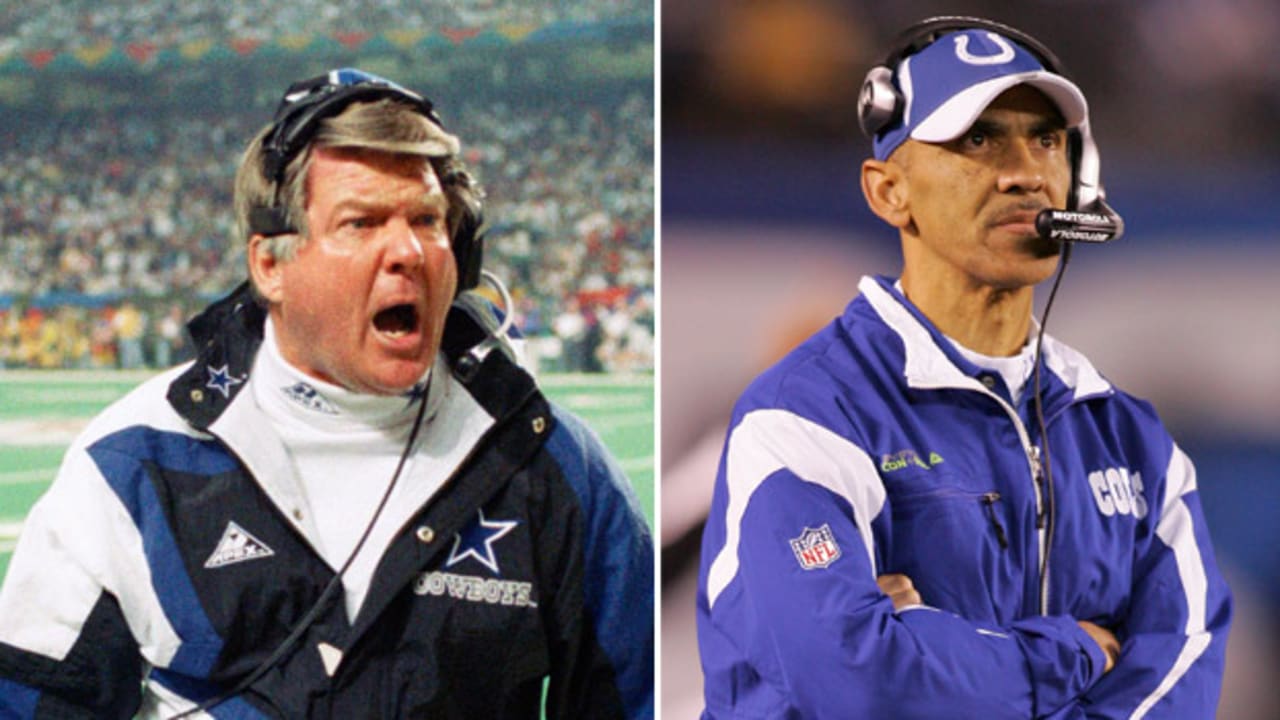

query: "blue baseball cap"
left=873, top=28, right=1088, bottom=160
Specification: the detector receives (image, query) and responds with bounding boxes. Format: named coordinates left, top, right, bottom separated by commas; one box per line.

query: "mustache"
left=987, top=202, right=1052, bottom=226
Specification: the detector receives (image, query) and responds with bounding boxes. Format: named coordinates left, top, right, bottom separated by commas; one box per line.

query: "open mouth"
left=373, top=304, right=419, bottom=338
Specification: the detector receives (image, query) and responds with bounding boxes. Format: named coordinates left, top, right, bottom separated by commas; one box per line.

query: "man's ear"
left=247, top=235, right=285, bottom=304
left=860, top=158, right=911, bottom=229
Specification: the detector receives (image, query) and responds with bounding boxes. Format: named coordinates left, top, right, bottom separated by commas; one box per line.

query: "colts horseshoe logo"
left=953, top=32, right=1015, bottom=65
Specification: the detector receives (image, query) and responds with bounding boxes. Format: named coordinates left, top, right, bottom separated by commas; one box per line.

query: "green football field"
left=0, top=370, right=654, bottom=583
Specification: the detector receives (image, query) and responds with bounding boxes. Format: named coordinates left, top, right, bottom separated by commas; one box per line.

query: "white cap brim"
left=911, top=70, right=1088, bottom=143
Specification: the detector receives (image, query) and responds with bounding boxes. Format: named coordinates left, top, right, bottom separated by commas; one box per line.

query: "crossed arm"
left=878, top=573, right=1121, bottom=675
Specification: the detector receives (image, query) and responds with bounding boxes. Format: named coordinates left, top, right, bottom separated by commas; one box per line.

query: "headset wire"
left=1031, top=241, right=1071, bottom=614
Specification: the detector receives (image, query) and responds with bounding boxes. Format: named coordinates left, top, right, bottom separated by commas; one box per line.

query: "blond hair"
left=234, top=98, right=481, bottom=263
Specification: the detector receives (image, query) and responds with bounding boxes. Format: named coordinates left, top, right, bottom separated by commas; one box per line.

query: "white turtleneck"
left=949, top=336, right=1038, bottom=404
left=251, top=318, right=493, bottom=621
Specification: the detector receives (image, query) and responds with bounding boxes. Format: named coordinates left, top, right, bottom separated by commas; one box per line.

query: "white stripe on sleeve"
left=706, top=409, right=886, bottom=609
left=1129, top=445, right=1211, bottom=719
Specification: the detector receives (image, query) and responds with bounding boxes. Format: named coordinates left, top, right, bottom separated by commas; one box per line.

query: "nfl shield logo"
left=790, top=524, right=842, bottom=570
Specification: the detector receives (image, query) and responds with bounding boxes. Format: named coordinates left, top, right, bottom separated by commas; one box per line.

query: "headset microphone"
left=1035, top=204, right=1124, bottom=243
left=451, top=270, right=516, bottom=382
left=1037, top=113, right=1124, bottom=244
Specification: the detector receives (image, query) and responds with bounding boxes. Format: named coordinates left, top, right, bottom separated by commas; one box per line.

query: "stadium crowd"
left=0, top=89, right=653, bottom=374
left=0, top=0, right=650, bottom=58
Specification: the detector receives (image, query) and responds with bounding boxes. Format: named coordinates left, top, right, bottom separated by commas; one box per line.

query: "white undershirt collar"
left=947, top=334, right=1037, bottom=404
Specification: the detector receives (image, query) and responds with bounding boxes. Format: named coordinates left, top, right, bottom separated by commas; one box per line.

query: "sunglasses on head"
left=249, top=68, right=446, bottom=236
left=260, top=68, right=444, bottom=185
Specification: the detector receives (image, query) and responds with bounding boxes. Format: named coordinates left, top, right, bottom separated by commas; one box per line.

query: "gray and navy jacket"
left=0, top=284, right=654, bottom=719
left=698, top=275, right=1231, bottom=719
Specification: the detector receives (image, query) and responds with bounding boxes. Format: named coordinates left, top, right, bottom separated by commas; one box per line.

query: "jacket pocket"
left=890, top=486, right=1009, bottom=550
left=885, top=484, right=1012, bottom=619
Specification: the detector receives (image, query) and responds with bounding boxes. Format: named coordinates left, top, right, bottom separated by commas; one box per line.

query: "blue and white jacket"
left=0, top=285, right=654, bottom=719
left=698, top=275, right=1231, bottom=719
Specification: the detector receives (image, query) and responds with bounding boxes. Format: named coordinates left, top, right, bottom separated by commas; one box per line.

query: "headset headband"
left=259, top=70, right=445, bottom=190
left=881, top=16, right=1068, bottom=79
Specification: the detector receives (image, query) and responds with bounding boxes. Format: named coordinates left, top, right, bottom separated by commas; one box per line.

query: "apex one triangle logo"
left=204, top=521, right=276, bottom=569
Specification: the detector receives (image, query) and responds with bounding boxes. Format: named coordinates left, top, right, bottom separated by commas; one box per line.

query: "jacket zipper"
left=977, top=388, right=1052, bottom=616
left=1030, top=446, right=1045, bottom=529
left=1029, top=445, right=1051, bottom=614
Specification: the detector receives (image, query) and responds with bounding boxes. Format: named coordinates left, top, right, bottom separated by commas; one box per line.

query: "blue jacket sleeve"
left=545, top=406, right=655, bottom=720
left=1075, top=446, right=1232, bottom=718
left=698, top=408, right=1106, bottom=719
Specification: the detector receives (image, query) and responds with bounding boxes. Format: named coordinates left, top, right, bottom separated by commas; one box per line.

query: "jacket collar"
left=857, top=275, right=1112, bottom=402
left=167, top=281, right=263, bottom=430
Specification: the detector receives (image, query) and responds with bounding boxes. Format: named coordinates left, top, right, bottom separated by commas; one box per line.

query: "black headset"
left=857, top=16, right=1120, bottom=231
left=247, top=69, right=485, bottom=291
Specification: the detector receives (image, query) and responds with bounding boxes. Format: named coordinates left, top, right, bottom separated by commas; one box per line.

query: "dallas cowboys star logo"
left=205, top=364, right=244, bottom=398
left=445, top=509, right=518, bottom=574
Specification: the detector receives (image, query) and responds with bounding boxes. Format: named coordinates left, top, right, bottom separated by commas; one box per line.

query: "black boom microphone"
left=1035, top=206, right=1124, bottom=243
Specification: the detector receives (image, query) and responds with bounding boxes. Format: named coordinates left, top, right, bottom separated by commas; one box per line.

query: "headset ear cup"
left=452, top=204, right=484, bottom=293
left=858, top=66, right=901, bottom=137
left=440, top=163, right=485, bottom=294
